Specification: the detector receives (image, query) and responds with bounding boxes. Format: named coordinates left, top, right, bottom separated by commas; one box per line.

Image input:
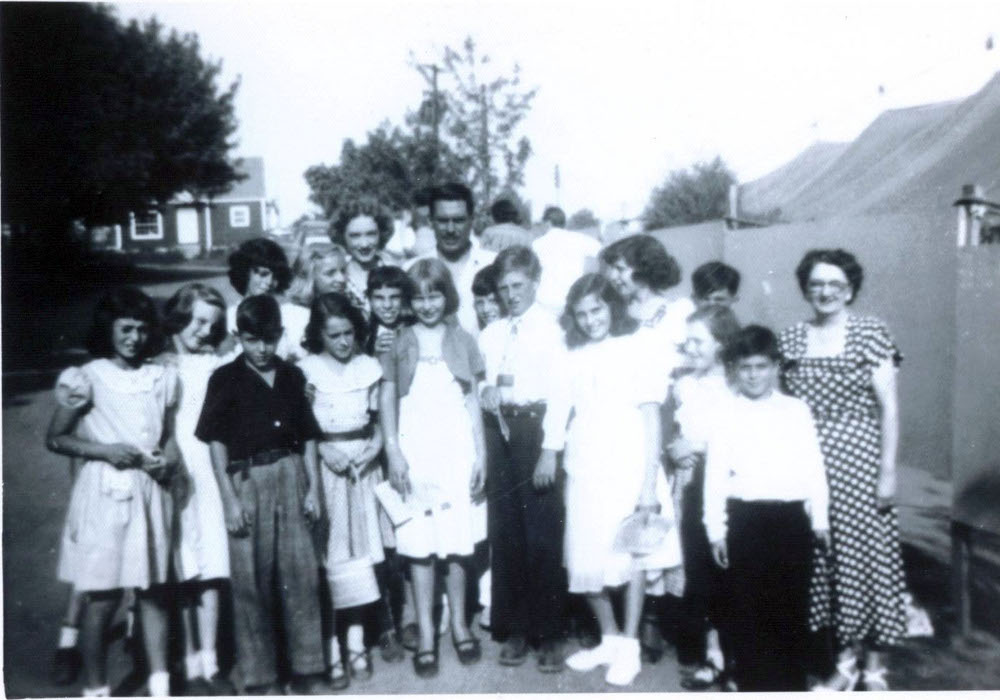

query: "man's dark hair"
left=692, top=261, right=741, bottom=298
left=430, top=182, right=474, bottom=216
left=490, top=198, right=522, bottom=225
left=542, top=206, right=566, bottom=228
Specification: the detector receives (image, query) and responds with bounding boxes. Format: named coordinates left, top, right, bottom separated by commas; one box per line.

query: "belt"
left=227, top=448, right=293, bottom=479
left=499, top=401, right=546, bottom=419
left=322, top=423, right=373, bottom=442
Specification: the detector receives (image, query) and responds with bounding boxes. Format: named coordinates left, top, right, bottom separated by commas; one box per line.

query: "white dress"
left=298, top=353, right=389, bottom=586
left=174, top=352, right=230, bottom=581
left=557, top=334, right=682, bottom=594
left=55, top=360, right=178, bottom=592
left=394, top=342, right=486, bottom=558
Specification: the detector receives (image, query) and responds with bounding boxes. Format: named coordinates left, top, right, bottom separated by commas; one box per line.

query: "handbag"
left=328, top=477, right=380, bottom=609
left=613, top=510, right=676, bottom=557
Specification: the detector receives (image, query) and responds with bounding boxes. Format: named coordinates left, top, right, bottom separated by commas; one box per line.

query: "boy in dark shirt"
left=196, top=295, right=332, bottom=694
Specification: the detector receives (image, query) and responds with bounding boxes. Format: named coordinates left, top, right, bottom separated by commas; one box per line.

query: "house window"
left=229, top=205, right=251, bottom=228
left=131, top=211, right=163, bottom=240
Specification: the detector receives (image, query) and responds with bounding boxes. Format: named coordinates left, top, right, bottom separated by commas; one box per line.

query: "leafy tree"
left=568, top=208, right=600, bottom=231
left=1, top=3, right=241, bottom=245
left=410, top=37, right=537, bottom=216
left=642, top=157, right=736, bottom=230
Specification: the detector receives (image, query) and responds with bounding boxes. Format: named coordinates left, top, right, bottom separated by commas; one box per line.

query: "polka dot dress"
left=778, top=315, right=906, bottom=647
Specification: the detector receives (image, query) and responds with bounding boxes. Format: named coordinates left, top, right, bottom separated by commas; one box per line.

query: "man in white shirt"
left=478, top=245, right=569, bottom=672
left=531, top=206, right=601, bottom=318
left=409, top=182, right=495, bottom=336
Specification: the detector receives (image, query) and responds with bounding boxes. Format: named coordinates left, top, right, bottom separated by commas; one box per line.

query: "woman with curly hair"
left=330, top=199, right=400, bottom=305
left=225, top=237, right=310, bottom=361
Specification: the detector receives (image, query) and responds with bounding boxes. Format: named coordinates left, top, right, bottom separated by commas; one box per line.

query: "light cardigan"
left=703, top=390, right=829, bottom=544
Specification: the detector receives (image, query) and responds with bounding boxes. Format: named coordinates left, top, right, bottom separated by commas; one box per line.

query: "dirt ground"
left=3, top=263, right=999, bottom=695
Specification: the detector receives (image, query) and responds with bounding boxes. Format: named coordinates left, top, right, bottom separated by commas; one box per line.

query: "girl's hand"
left=469, top=454, right=485, bottom=500
left=667, top=437, right=699, bottom=464
left=319, top=444, right=353, bottom=475
left=814, top=528, right=831, bottom=550
left=224, top=497, right=253, bottom=537
left=374, top=332, right=395, bottom=355
left=876, top=468, right=896, bottom=510
left=302, top=486, right=320, bottom=525
left=305, top=383, right=317, bottom=404
left=387, top=450, right=411, bottom=499
left=104, top=443, right=144, bottom=470
left=710, top=539, right=729, bottom=569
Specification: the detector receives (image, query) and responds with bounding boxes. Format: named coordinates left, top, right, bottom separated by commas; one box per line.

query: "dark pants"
left=726, top=499, right=812, bottom=692
left=677, top=462, right=734, bottom=670
left=485, top=411, right=567, bottom=644
left=227, top=455, right=325, bottom=688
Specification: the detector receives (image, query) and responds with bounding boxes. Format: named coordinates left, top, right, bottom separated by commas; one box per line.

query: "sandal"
left=811, top=655, right=859, bottom=692
left=379, top=630, right=405, bottom=663
left=452, top=636, right=482, bottom=666
left=681, top=663, right=721, bottom=690
left=412, top=650, right=439, bottom=679
left=328, top=660, right=349, bottom=691
left=347, top=649, right=373, bottom=681
left=862, top=666, right=889, bottom=691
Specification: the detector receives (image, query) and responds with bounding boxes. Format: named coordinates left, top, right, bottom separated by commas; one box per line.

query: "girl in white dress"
left=379, top=259, right=487, bottom=678
left=299, top=293, right=387, bottom=687
left=161, top=283, right=234, bottom=695
left=46, top=288, right=179, bottom=697
left=543, top=273, right=682, bottom=687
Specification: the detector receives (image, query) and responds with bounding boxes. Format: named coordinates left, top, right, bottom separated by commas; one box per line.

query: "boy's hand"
left=224, top=498, right=253, bottom=538
left=532, top=450, right=557, bottom=490
left=104, top=443, right=144, bottom=470
left=374, top=332, right=395, bottom=355
left=480, top=386, right=500, bottom=413
left=305, top=383, right=317, bottom=404
left=710, top=539, right=729, bottom=569
left=814, top=528, right=831, bottom=550
left=667, top=437, right=697, bottom=464
left=302, top=487, right=320, bottom=525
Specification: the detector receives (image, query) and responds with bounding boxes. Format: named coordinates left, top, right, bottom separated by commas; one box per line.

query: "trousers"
left=227, top=455, right=325, bottom=687
left=485, top=411, right=567, bottom=644
left=726, top=499, right=812, bottom=691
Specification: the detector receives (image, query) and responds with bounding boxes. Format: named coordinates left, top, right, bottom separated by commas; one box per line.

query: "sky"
left=117, top=0, right=1000, bottom=225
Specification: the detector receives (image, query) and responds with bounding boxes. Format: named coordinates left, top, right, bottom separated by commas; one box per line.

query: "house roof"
left=221, top=157, right=266, bottom=200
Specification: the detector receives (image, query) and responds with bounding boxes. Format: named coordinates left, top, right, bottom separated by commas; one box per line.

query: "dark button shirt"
left=195, top=354, right=322, bottom=461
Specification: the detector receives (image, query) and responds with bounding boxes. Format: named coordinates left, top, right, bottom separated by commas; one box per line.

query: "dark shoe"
left=347, top=649, right=373, bottom=681
left=453, top=636, right=482, bottom=666
left=537, top=640, right=565, bottom=673
left=287, top=673, right=336, bottom=695
left=182, top=676, right=212, bottom=696
left=205, top=673, right=236, bottom=696
left=498, top=636, right=529, bottom=666
left=51, top=647, right=82, bottom=686
left=412, top=650, right=439, bottom=679
left=246, top=681, right=283, bottom=695
left=328, top=660, right=349, bottom=691
left=379, top=630, right=405, bottom=663
left=401, top=622, right=420, bottom=652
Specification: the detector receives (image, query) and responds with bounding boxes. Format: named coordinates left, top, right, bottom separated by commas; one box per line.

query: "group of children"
left=48, top=231, right=838, bottom=695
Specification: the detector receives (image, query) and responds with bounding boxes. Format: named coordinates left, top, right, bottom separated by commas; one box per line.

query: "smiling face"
left=343, top=215, right=381, bottom=266
left=320, top=315, right=356, bottom=363
left=572, top=293, right=612, bottom=343
left=806, top=261, right=852, bottom=317
left=313, top=255, right=348, bottom=295
left=497, top=269, right=538, bottom=318
left=411, top=283, right=447, bottom=327
left=177, top=299, right=222, bottom=353
left=682, top=319, right=723, bottom=373
left=111, top=317, right=150, bottom=365
left=474, top=292, right=503, bottom=328
left=734, top=354, right=778, bottom=400
left=432, top=199, right=473, bottom=259
left=370, top=286, right=403, bottom=327
left=605, top=258, right=638, bottom=299
left=246, top=265, right=277, bottom=297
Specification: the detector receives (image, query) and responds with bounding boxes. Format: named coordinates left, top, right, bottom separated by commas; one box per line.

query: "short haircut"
left=236, top=294, right=283, bottom=341
left=430, top=182, right=474, bottom=217
left=86, top=286, right=163, bottom=360
left=686, top=304, right=741, bottom=349
left=692, top=261, right=741, bottom=298
left=366, top=265, right=415, bottom=303
left=302, top=292, right=369, bottom=355
left=228, top=237, right=292, bottom=296
left=722, top=324, right=781, bottom=365
left=330, top=198, right=394, bottom=250
left=472, top=263, right=500, bottom=297
left=794, top=248, right=864, bottom=304
left=494, top=244, right=542, bottom=282
left=408, top=258, right=460, bottom=317
left=542, top=206, right=566, bottom=228
left=287, top=243, right=349, bottom=307
left=491, top=198, right=522, bottom=225
left=599, top=234, right=681, bottom=291
left=561, top=273, right=638, bottom=348
left=163, top=282, right=228, bottom=349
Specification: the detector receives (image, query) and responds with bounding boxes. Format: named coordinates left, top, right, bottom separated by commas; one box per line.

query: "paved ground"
left=4, top=264, right=1000, bottom=695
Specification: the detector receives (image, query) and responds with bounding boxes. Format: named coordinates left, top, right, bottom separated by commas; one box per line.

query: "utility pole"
left=419, top=63, right=441, bottom=177
left=480, top=83, right=491, bottom=206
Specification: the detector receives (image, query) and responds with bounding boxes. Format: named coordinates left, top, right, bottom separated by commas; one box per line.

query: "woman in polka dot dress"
left=778, top=249, right=905, bottom=692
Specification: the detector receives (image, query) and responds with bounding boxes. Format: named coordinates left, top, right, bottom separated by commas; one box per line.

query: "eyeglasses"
left=807, top=280, right=849, bottom=294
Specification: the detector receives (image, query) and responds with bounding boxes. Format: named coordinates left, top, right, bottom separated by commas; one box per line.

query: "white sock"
left=82, top=685, right=110, bottom=697
left=59, top=625, right=79, bottom=649
left=184, top=652, right=202, bottom=681
left=347, top=624, right=365, bottom=653
left=327, top=636, right=342, bottom=664
left=199, top=648, right=218, bottom=679
left=148, top=670, right=170, bottom=697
